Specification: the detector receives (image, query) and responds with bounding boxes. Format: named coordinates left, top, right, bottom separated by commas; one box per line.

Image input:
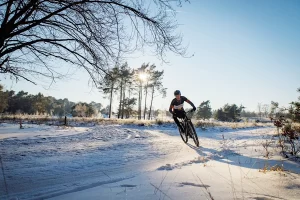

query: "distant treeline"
left=1, top=84, right=299, bottom=122
left=196, top=101, right=249, bottom=122
left=0, top=85, right=102, bottom=117
left=195, top=92, right=300, bottom=122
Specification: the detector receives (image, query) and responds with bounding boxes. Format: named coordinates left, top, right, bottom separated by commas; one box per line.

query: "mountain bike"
left=178, top=109, right=199, bottom=147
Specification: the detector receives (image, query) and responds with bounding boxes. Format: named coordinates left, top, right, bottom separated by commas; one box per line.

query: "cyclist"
left=169, top=90, right=196, bottom=133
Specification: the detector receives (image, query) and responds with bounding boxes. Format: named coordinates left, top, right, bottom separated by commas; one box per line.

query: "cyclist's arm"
left=183, top=97, right=196, bottom=109
left=169, top=101, right=174, bottom=114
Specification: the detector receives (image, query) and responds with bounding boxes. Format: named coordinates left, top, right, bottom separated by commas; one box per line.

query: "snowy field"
left=0, top=123, right=299, bottom=200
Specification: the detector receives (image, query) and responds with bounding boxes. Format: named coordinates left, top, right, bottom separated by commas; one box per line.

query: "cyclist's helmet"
left=174, top=90, right=181, bottom=96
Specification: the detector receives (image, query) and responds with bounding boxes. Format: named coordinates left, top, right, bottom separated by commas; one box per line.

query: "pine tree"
left=0, top=85, right=8, bottom=113
left=289, top=88, right=300, bottom=122
left=117, top=63, right=132, bottom=119
left=147, top=66, right=166, bottom=120
left=214, top=104, right=244, bottom=121
left=214, top=109, right=225, bottom=121
left=196, top=100, right=212, bottom=120
left=135, top=64, right=149, bottom=120
left=33, top=93, right=47, bottom=115
left=99, top=67, right=119, bottom=118
left=123, top=98, right=137, bottom=118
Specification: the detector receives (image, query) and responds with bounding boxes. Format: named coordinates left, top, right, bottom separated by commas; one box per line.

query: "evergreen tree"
left=269, top=101, right=279, bottom=119
left=135, top=64, right=149, bottom=120
left=99, top=67, right=119, bottom=118
left=214, top=104, right=244, bottom=121
left=289, top=88, right=300, bottom=122
left=214, top=109, right=225, bottom=121
left=0, top=87, right=99, bottom=117
left=0, top=85, right=8, bottom=113
left=196, top=100, right=212, bottom=120
left=33, top=93, right=47, bottom=114
left=71, top=103, right=95, bottom=117
left=116, top=63, right=132, bottom=119
left=148, top=66, right=166, bottom=120
left=123, top=98, right=137, bottom=119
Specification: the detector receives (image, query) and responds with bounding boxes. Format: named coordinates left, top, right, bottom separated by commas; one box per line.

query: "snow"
left=0, top=122, right=299, bottom=200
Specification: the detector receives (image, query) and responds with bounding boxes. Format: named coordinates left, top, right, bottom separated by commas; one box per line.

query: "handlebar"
left=184, top=109, right=194, bottom=113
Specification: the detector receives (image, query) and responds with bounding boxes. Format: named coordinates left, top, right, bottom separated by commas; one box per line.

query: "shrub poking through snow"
left=271, top=88, right=300, bottom=158
left=156, top=119, right=164, bottom=125
left=261, top=138, right=273, bottom=159
left=273, top=116, right=300, bottom=158
left=259, top=163, right=284, bottom=174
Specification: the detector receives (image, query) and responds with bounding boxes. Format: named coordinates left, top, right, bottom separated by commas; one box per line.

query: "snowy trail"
left=0, top=124, right=188, bottom=199
left=0, top=123, right=299, bottom=200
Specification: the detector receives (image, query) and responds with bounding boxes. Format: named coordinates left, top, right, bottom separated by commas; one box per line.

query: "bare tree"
left=257, top=103, right=262, bottom=121
left=0, top=0, right=188, bottom=85
left=262, top=104, right=269, bottom=118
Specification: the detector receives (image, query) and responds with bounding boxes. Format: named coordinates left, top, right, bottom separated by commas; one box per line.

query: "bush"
left=156, top=119, right=164, bottom=125
left=273, top=116, right=300, bottom=157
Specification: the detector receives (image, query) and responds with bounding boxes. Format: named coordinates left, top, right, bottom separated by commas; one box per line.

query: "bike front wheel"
left=179, top=122, right=188, bottom=143
left=188, top=121, right=199, bottom=147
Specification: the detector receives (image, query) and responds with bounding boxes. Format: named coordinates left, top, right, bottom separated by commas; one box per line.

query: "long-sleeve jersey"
left=169, top=96, right=195, bottom=114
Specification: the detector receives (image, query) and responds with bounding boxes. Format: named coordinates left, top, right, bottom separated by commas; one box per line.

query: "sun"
left=139, top=72, right=149, bottom=82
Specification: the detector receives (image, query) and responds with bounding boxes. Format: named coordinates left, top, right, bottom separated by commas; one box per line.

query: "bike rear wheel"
left=187, top=121, right=199, bottom=147
left=179, top=122, right=188, bottom=143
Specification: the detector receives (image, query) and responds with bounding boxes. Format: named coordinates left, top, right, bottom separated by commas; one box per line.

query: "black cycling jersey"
left=169, top=96, right=194, bottom=114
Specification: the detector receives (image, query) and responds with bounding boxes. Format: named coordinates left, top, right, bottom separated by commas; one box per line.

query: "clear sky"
left=1, top=0, right=300, bottom=112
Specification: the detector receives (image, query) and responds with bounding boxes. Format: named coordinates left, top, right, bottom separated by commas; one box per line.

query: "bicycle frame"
left=178, top=110, right=199, bottom=147
left=179, top=111, right=193, bottom=134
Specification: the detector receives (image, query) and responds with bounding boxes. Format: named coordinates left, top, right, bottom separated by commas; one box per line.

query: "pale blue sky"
left=1, top=0, right=300, bottom=112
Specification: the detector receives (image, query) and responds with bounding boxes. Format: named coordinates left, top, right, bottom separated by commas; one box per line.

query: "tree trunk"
left=118, top=79, right=123, bottom=119
left=148, top=85, right=155, bottom=120
left=138, top=84, right=143, bottom=120
left=143, top=82, right=149, bottom=120
left=138, top=86, right=141, bottom=120
left=138, top=87, right=140, bottom=120
left=109, top=83, right=114, bottom=119
left=127, top=88, right=131, bottom=119
left=121, top=82, right=126, bottom=119
left=140, top=86, right=143, bottom=120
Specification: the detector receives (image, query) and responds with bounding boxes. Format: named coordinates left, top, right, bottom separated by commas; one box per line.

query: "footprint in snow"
left=157, top=164, right=173, bottom=171
left=178, top=182, right=210, bottom=188
left=120, top=184, right=136, bottom=188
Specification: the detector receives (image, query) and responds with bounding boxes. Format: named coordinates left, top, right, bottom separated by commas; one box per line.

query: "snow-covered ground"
left=0, top=123, right=299, bottom=200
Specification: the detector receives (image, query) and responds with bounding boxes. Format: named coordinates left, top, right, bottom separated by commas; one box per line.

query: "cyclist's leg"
left=177, top=112, right=192, bottom=138
left=173, top=115, right=184, bottom=132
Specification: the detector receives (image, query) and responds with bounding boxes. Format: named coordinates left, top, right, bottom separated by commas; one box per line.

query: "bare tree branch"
left=0, top=0, right=189, bottom=85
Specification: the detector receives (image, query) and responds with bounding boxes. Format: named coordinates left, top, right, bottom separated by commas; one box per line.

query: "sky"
left=1, top=0, right=300, bottom=112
